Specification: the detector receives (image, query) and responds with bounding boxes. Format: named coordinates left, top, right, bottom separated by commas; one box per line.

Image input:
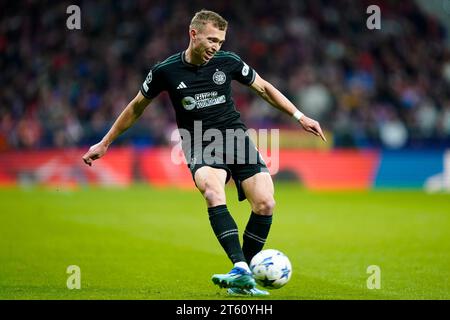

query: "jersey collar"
left=181, top=51, right=211, bottom=68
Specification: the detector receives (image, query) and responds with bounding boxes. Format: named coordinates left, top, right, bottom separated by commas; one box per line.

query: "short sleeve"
left=230, top=54, right=256, bottom=86
left=140, top=65, right=165, bottom=99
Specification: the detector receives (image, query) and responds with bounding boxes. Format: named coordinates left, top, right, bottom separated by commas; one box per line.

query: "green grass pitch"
left=0, top=184, right=449, bottom=300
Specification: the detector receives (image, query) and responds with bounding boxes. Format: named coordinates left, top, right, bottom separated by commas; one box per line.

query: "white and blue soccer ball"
left=250, top=249, right=292, bottom=289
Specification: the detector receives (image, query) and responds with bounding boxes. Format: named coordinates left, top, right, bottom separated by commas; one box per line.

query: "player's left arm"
left=250, top=73, right=326, bottom=141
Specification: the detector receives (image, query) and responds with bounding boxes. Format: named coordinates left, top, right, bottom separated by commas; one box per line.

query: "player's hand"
left=82, top=141, right=108, bottom=166
left=299, top=116, right=327, bottom=142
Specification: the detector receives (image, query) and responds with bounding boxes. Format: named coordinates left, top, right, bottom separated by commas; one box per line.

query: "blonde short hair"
left=190, top=9, right=228, bottom=31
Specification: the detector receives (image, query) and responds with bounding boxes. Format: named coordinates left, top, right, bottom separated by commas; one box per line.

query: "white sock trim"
left=234, top=261, right=251, bottom=273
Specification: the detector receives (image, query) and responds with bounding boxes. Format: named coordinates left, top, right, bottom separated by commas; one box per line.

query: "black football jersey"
left=140, top=50, right=256, bottom=134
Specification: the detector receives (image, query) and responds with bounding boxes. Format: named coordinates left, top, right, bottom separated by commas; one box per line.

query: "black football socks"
left=208, top=205, right=246, bottom=264
left=242, top=212, right=273, bottom=264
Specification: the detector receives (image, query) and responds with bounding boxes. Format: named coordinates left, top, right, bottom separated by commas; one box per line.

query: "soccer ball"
left=250, top=249, right=292, bottom=289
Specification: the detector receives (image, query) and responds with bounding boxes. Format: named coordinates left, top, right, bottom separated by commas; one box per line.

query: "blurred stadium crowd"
left=1, top=0, right=450, bottom=150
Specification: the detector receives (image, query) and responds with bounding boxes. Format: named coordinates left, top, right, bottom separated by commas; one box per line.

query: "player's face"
left=192, top=23, right=226, bottom=63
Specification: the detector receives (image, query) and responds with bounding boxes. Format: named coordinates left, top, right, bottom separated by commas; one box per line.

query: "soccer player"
left=82, top=10, right=326, bottom=296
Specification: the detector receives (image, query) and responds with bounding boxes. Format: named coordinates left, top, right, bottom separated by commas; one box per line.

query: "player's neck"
left=184, top=47, right=203, bottom=66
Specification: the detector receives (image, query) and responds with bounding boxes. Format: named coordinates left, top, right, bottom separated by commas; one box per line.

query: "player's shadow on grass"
left=214, top=290, right=271, bottom=300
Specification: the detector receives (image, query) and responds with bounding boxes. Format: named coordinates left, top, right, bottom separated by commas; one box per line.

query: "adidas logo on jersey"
left=177, top=82, right=187, bottom=89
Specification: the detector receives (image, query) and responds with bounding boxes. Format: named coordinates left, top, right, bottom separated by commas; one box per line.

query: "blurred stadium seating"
left=1, top=0, right=450, bottom=189
left=2, top=0, right=450, bottom=149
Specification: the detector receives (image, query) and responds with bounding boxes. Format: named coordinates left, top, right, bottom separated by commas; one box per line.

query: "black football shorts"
left=183, top=131, right=269, bottom=201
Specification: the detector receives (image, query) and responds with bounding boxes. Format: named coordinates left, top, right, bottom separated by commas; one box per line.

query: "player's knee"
left=253, top=197, right=275, bottom=216
left=202, top=184, right=226, bottom=207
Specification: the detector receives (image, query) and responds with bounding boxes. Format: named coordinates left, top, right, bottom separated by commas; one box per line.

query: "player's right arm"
left=82, top=91, right=151, bottom=166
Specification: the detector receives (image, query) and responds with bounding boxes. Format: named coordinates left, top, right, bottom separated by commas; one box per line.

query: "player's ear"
left=189, top=28, right=197, bottom=40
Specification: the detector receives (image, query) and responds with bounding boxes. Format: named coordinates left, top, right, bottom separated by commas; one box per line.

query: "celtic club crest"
left=213, top=69, right=226, bottom=85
